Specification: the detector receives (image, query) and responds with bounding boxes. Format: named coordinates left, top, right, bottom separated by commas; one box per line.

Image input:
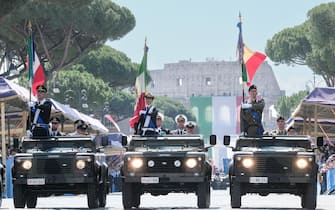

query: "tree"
left=265, top=2, right=335, bottom=87
left=77, top=46, right=139, bottom=88
left=275, top=90, right=309, bottom=119
left=0, top=0, right=135, bottom=79
left=48, top=70, right=113, bottom=114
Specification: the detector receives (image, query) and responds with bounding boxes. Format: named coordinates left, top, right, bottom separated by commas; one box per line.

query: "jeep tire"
left=197, top=181, right=210, bottom=208
left=122, top=182, right=133, bottom=209
left=230, top=182, right=241, bottom=208
left=13, top=184, right=26, bottom=208
left=26, top=193, right=37, bottom=208
left=301, top=183, right=316, bottom=209
left=98, top=180, right=107, bottom=207
left=87, top=183, right=99, bottom=209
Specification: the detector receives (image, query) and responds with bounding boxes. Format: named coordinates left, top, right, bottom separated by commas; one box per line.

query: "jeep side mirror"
left=223, top=135, right=230, bottom=145
left=316, top=136, right=324, bottom=147
left=121, top=135, right=128, bottom=146
left=101, top=136, right=109, bottom=146
left=209, top=135, right=216, bottom=145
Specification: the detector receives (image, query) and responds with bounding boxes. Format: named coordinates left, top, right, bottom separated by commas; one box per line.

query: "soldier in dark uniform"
left=27, top=85, right=52, bottom=137
left=271, top=116, right=288, bottom=135
left=240, top=84, right=265, bottom=137
left=50, top=116, right=63, bottom=136
left=135, top=92, right=158, bottom=135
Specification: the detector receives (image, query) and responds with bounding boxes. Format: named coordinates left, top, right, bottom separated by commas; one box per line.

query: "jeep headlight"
left=241, top=158, right=254, bottom=168
left=185, top=158, right=197, bottom=169
left=22, top=160, right=32, bottom=170
left=296, top=158, right=308, bottom=169
left=76, top=160, right=86, bottom=169
left=129, top=158, right=143, bottom=169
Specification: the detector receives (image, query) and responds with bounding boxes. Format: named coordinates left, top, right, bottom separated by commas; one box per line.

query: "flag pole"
left=237, top=13, right=245, bottom=103
left=143, top=37, right=148, bottom=93
left=27, top=20, right=33, bottom=102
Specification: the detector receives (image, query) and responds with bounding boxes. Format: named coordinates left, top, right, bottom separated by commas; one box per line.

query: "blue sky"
left=108, top=0, right=331, bottom=96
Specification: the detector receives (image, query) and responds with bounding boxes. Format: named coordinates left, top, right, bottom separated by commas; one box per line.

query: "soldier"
left=27, top=85, right=52, bottom=137
left=135, top=92, right=158, bottom=135
left=171, top=114, right=187, bottom=135
left=185, top=121, right=197, bottom=134
left=271, top=116, right=288, bottom=135
left=50, top=116, right=63, bottom=136
left=68, top=121, right=89, bottom=136
left=155, top=112, right=170, bottom=135
left=240, top=84, right=265, bottom=137
left=287, top=126, right=298, bottom=135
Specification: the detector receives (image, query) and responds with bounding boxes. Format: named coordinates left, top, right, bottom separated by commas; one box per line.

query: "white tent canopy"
left=0, top=77, right=108, bottom=134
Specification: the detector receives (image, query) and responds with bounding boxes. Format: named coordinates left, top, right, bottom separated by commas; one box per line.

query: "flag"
left=129, top=41, right=149, bottom=128
left=27, top=22, right=45, bottom=96
left=243, top=45, right=266, bottom=86
left=236, top=16, right=266, bottom=86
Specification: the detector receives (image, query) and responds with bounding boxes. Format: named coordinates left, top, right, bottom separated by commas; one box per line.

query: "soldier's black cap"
left=77, top=123, right=88, bottom=130
left=277, top=116, right=285, bottom=122
left=50, top=117, right=60, bottom=123
left=74, top=119, right=85, bottom=125
left=36, top=85, right=47, bottom=92
left=248, top=84, right=257, bottom=92
left=288, top=126, right=295, bottom=131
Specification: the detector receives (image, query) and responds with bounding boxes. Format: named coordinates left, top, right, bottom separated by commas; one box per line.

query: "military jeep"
left=12, top=136, right=109, bottom=209
left=224, top=135, right=323, bottom=209
left=121, top=134, right=216, bottom=209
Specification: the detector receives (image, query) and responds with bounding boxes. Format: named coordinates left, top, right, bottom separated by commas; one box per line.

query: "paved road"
left=1, top=189, right=335, bottom=209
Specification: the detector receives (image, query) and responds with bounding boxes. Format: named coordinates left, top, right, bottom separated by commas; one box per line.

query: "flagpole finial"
left=27, top=20, right=32, bottom=32
left=239, top=12, right=242, bottom=23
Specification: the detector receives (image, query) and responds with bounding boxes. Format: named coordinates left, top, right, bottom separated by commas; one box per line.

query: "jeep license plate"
left=141, top=177, right=159, bottom=183
left=27, top=178, right=45, bottom=185
left=249, top=177, right=268, bottom=183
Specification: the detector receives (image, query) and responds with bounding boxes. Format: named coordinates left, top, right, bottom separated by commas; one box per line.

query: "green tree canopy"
left=48, top=70, right=113, bottom=114
left=0, top=0, right=135, bottom=79
left=275, top=90, right=309, bottom=119
left=265, top=2, right=335, bottom=87
left=77, top=45, right=138, bottom=88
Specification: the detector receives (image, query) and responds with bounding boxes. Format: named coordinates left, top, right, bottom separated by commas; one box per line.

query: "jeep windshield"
left=21, top=137, right=96, bottom=153
left=129, top=135, right=204, bottom=152
left=236, top=136, right=312, bottom=152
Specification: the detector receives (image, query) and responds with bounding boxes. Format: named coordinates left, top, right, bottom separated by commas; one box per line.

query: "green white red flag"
left=129, top=41, right=149, bottom=128
left=27, top=22, right=45, bottom=96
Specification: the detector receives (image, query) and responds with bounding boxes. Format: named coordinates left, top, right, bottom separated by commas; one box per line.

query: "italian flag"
left=129, top=42, right=149, bottom=128
left=27, top=27, right=45, bottom=96
left=242, top=45, right=266, bottom=86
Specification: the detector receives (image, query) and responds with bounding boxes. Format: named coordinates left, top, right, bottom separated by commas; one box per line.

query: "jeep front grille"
left=253, top=157, right=292, bottom=173
left=35, top=158, right=74, bottom=174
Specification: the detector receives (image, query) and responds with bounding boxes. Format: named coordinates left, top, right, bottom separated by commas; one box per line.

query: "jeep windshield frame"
left=128, top=135, right=204, bottom=151
left=21, top=137, right=96, bottom=153
left=236, top=136, right=312, bottom=151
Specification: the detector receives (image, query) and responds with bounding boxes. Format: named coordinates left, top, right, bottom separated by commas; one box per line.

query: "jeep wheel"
left=98, top=181, right=107, bottom=207
left=197, top=181, right=210, bottom=208
left=132, top=186, right=141, bottom=208
left=26, top=193, right=37, bottom=208
left=0, top=176, right=2, bottom=207
left=230, top=182, right=241, bottom=208
left=13, top=184, right=26, bottom=208
left=122, top=182, right=133, bottom=209
left=301, top=183, right=316, bottom=209
left=87, top=183, right=99, bottom=209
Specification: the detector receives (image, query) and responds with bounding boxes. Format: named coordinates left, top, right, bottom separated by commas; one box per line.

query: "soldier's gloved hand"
left=241, top=103, right=252, bottom=109
left=26, top=130, right=33, bottom=137
left=240, top=132, right=247, bottom=136
left=27, top=101, right=34, bottom=108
